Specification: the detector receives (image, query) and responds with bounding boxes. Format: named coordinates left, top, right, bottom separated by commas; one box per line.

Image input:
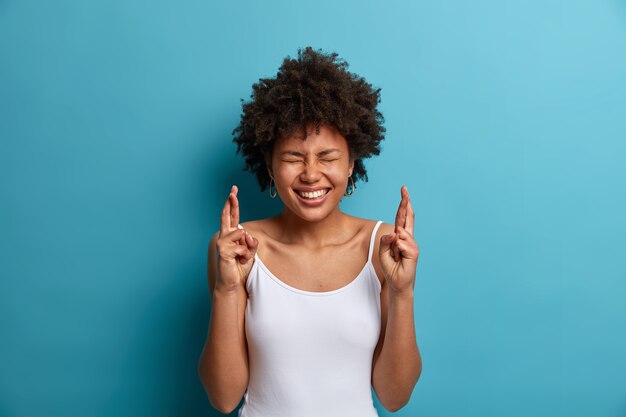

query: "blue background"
left=1, top=1, right=625, bottom=416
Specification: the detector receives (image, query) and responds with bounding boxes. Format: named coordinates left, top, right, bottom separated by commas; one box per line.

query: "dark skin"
left=217, top=184, right=421, bottom=411
left=220, top=184, right=417, bottom=293
left=219, top=121, right=418, bottom=294
left=212, top=125, right=421, bottom=411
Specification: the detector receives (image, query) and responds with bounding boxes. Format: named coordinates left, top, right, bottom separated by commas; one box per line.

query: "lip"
left=293, top=188, right=332, bottom=206
left=293, top=187, right=331, bottom=192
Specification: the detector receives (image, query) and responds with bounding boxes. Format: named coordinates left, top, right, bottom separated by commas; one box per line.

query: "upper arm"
left=371, top=222, right=395, bottom=376
left=207, top=230, right=220, bottom=297
left=372, top=283, right=389, bottom=373
left=207, top=228, right=250, bottom=362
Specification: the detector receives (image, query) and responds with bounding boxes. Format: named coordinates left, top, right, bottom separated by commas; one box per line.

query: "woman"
left=198, top=47, right=421, bottom=416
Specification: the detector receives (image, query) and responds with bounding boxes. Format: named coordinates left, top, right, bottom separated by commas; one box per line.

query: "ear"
left=348, top=158, right=355, bottom=177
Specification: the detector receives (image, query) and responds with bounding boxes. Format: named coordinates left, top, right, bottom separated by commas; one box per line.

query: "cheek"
left=327, top=168, right=350, bottom=184
left=274, top=165, right=299, bottom=183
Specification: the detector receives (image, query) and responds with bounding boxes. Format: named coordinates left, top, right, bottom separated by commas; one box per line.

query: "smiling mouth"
left=294, top=188, right=331, bottom=200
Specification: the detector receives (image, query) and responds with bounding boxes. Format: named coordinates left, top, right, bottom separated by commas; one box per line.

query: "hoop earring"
left=344, top=175, right=355, bottom=196
left=269, top=177, right=277, bottom=198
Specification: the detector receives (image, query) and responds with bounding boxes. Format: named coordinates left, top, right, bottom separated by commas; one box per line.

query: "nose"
left=299, top=160, right=323, bottom=183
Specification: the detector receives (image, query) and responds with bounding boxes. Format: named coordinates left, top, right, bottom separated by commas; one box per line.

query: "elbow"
left=382, top=399, right=409, bottom=413
left=197, top=362, right=243, bottom=415
left=377, top=389, right=412, bottom=413
left=198, top=379, right=239, bottom=414
left=378, top=363, right=422, bottom=413
left=208, top=390, right=242, bottom=415
left=212, top=400, right=239, bottom=415
left=202, top=392, right=238, bottom=415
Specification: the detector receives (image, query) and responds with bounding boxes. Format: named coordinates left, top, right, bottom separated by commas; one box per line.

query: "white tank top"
left=238, top=220, right=383, bottom=417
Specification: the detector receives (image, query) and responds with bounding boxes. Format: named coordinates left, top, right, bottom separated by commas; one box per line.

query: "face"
left=268, top=123, right=355, bottom=222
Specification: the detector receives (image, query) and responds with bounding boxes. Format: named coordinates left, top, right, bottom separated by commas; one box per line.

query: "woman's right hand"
left=216, top=185, right=259, bottom=292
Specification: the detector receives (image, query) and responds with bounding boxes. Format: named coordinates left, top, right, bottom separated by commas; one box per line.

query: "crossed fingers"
left=391, top=185, right=415, bottom=261
left=395, top=185, right=414, bottom=237
left=220, top=185, right=246, bottom=247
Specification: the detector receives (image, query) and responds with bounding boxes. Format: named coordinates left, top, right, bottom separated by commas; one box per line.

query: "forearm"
left=372, top=291, right=422, bottom=411
left=198, top=285, right=249, bottom=413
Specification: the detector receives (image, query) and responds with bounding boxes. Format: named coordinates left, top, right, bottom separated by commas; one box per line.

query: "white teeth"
left=297, top=189, right=328, bottom=199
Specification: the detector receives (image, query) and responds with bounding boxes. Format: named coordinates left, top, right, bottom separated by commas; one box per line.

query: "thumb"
left=380, top=233, right=395, bottom=249
left=247, top=233, right=259, bottom=253
left=238, top=233, right=259, bottom=264
left=245, top=233, right=259, bottom=257
left=381, top=233, right=400, bottom=262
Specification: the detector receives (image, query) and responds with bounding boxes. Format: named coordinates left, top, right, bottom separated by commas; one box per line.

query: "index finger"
left=230, top=185, right=240, bottom=230
left=220, top=185, right=235, bottom=236
left=394, top=185, right=409, bottom=231
left=405, top=197, right=414, bottom=236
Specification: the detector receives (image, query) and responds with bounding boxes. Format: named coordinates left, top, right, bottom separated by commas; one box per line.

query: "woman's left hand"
left=379, top=185, right=420, bottom=295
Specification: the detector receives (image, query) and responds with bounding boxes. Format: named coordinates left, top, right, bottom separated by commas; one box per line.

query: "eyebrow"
left=281, top=148, right=341, bottom=157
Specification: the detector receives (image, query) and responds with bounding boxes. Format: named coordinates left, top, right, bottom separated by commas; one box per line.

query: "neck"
left=275, top=206, right=350, bottom=249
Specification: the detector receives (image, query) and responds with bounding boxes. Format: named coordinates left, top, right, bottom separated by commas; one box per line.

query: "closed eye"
left=282, top=159, right=338, bottom=164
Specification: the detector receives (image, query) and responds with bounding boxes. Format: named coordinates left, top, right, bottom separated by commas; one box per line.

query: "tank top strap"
left=367, top=220, right=384, bottom=263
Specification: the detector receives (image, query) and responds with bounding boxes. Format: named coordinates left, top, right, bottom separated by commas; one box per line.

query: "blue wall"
left=1, top=1, right=625, bottom=416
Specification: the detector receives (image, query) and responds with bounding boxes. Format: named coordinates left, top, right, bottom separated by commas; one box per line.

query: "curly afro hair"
left=231, top=46, right=386, bottom=192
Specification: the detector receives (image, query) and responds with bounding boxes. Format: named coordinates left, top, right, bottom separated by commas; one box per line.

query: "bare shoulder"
left=370, top=221, right=395, bottom=287
left=354, top=216, right=394, bottom=243
left=238, top=218, right=272, bottom=238
left=343, top=216, right=393, bottom=286
left=208, top=218, right=269, bottom=241
left=377, top=221, right=395, bottom=236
